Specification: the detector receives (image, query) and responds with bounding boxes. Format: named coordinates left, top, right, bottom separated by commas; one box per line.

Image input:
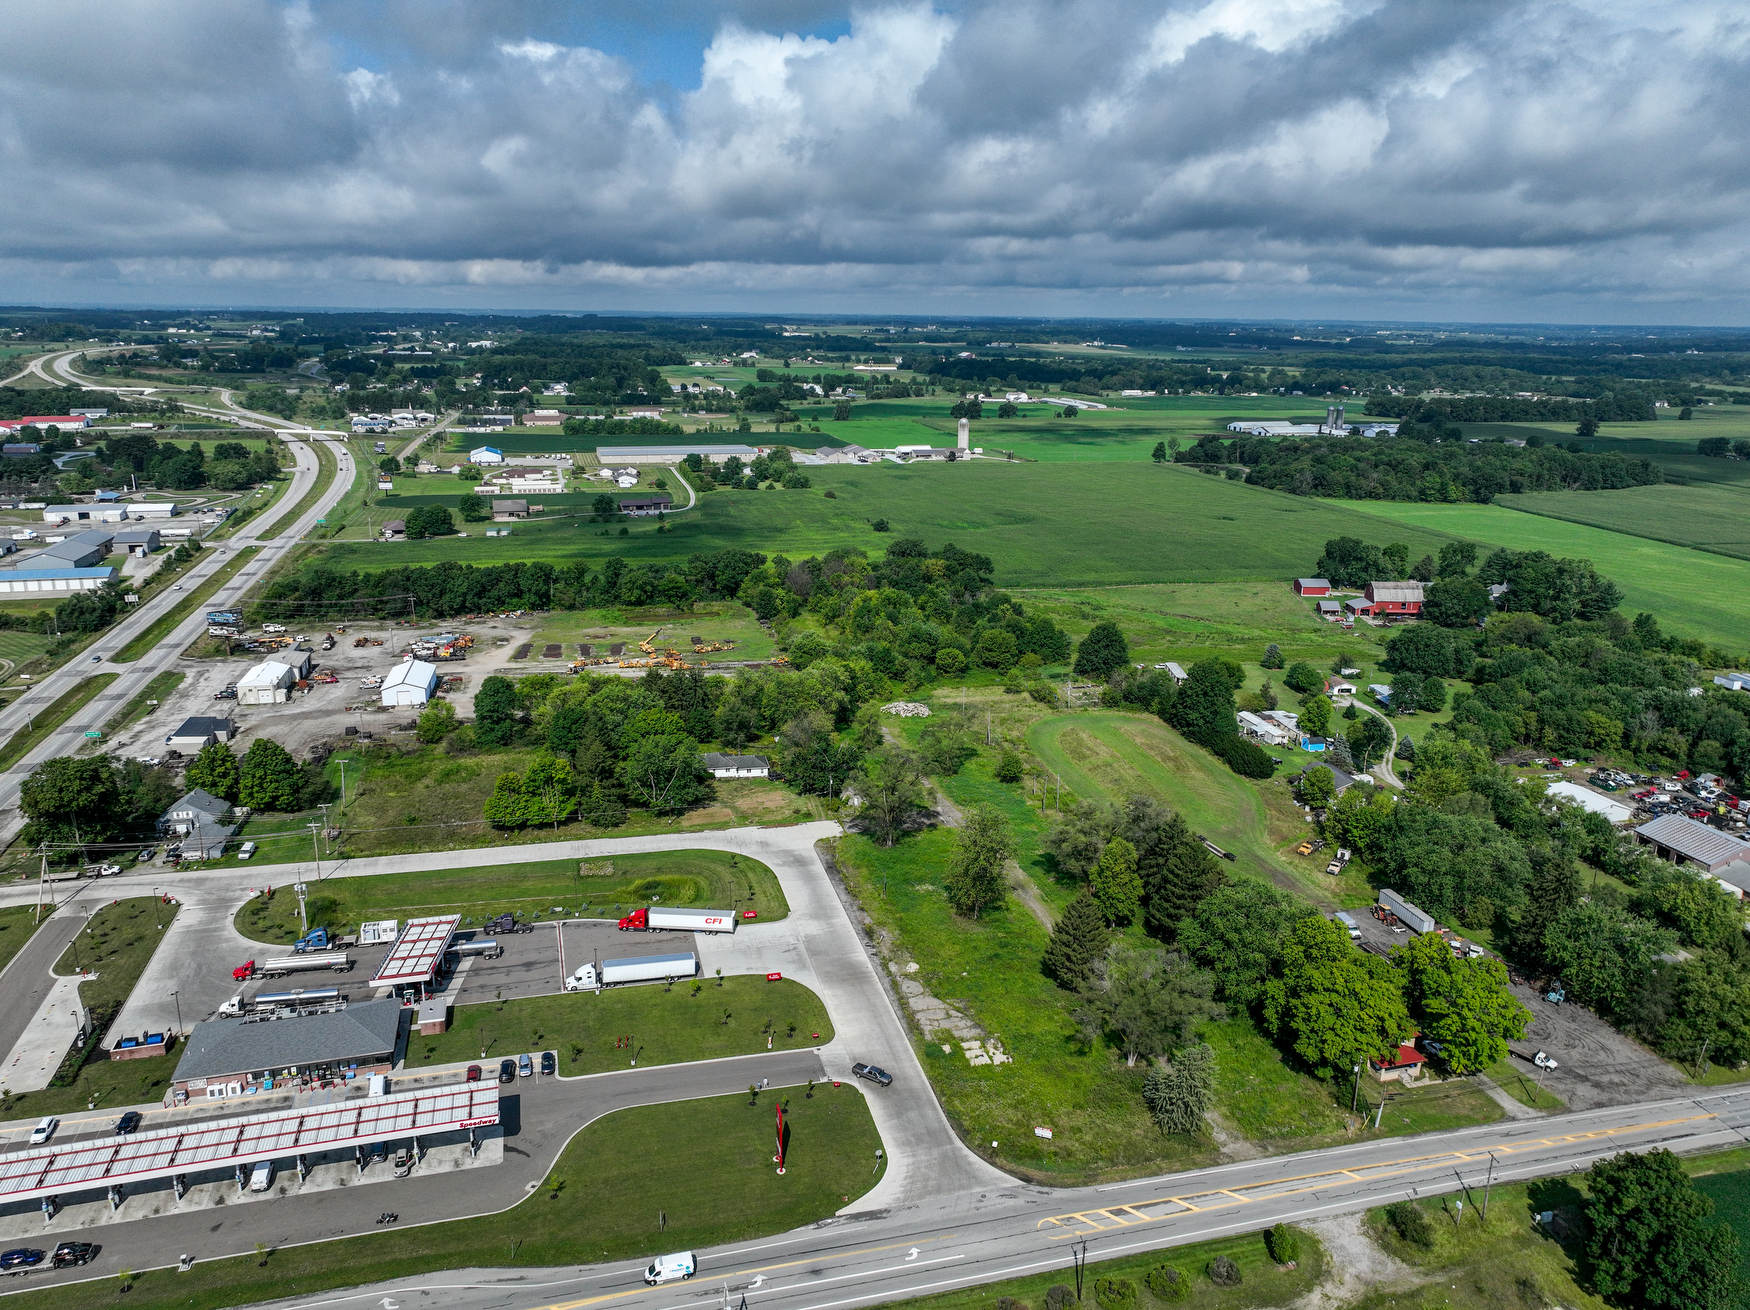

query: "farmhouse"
left=157, top=788, right=236, bottom=860
left=1363, top=581, right=1424, bottom=616
left=1294, top=578, right=1332, bottom=597
left=702, top=753, right=770, bottom=779
left=620, top=493, right=673, bottom=516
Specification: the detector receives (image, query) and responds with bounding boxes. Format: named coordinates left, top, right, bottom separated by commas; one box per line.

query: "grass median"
left=114, top=546, right=258, bottom=663
left=2, top=1086, right=881, bottom=1310
left=79, top=670, right=184, bottom=753
left=411, top=975, right=833, bottom=1073
left=0, top=673, right=117, bottom=772
left=235, top=848, right=789, bottom=945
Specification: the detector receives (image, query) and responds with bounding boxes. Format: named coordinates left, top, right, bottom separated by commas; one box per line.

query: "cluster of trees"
left=1095, top=658, right=1276, bottom=779
left=919, top=355, right=1260, bottom=397
left=1585, top=1149, right=1742, bottom=1310
left=560, top=415, right=685, bottom=439
left=1696, top=437, right=1750, bottom=458
left=681, top=447, right=812, bottom=491
left=396, top=505, right=457, bottom=538
left=183, top=737, right=334, bottom=812
left=1179, top=433, right=1662, bottom=503
left=1364, top=393, right=1655, bottom=423
left=467, top=340, right=679, bottom=400
left=95, top=434, right=281, bottom=493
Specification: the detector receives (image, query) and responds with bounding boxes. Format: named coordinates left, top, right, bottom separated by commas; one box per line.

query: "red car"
left=465, top=1064, right=481, bottom=1083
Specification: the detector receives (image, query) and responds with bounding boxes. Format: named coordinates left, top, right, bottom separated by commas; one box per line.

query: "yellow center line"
left=1038, top=1112, right=1716, bottom=1236
left=527, top=1237, right=959, bottom=1310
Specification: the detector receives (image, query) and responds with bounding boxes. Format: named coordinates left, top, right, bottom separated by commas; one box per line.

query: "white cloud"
left=0, top=0, right=1748, bottom=318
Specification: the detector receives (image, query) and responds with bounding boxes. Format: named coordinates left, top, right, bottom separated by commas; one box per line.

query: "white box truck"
left=1379, top=888, right=1435, bottom=935
left=617, top=907, right=736, bottom=933
left=566, top=951, right=698, bottom=991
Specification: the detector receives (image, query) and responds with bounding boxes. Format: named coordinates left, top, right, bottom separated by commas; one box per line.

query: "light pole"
left=171, top=990, right=183, bottom=1037
left=1351, top=1062, right=1363, bottom=1113
left=337, top=757, right=350, bottom=805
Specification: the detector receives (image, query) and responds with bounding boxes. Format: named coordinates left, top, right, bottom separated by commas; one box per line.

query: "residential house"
left=620, top=494, right=673, bottom=516
left=158, top=788, right=235, bottom=860
left=702, top=753, right=770, bottom=779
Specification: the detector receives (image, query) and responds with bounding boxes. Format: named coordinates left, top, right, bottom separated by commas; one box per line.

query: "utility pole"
left=337, top=757, right=350, bottom=805
left=1482, top=1152, right=1496, bottom=1221
left=318, top=803, right=332, bottom=858
left=34, top=844, right=46, bottom=925
left=1351, top=1062, right=1362, bottom=1113
left=308, top=822, right=322, bottom=883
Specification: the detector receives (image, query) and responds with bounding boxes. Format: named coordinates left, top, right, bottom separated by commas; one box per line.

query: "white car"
left=28, top=1117, right=57, bottom=1145
left=237, top=841, right=258, bottom=860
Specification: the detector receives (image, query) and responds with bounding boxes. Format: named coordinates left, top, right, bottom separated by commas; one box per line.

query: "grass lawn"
left=312, top=741, right=816, bottom=861
left=0, top=905, right=48, bottom=980
left=114, top=546, right=259, bottom=662
left=0, top=1088, right=882, bottom=1310
left=0, top=673, right=116, bottom=771
left=1496, top=481, right=1750, bottom=562
left=1325, top=499, right=1750, bottom=651
left=1480, top=1058, right=1566, bottom=1112
left=409, top=976, right=832, bottom=1072
left=529, top=601, right=774, bottom=666
left=234, top=848, right=789, bottom=944
left=0, top=628, right=52, bottom=677
left=311, top=462, right=1456, bottom=589
left=890, top=1222, right=1324, bottom=1310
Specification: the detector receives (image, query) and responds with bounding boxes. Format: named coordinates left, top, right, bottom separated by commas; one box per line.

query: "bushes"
left=1384, top=1200, right=1435, bottom=1248
left=1043, top=1286, right=1075, bottom=1310
left=1145, top=1265, right=1190, bottom=1302
left=1207, top=1255, right=1242, bottom=1287
left=1265, top=1223, right=1301, bottom=1264
left=1211, top=732, right=1276, bottom=778
left=1092, top=1276, right=1135, bottom=1310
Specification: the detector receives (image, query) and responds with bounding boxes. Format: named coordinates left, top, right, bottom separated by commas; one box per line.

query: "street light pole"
left=171, top=990, right=183, bottom=1037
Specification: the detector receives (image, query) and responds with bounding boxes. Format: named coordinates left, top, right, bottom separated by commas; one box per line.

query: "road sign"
left=83, top=730, right=101, bottom=739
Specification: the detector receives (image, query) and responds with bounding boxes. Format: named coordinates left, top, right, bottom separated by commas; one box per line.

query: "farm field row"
left=1496, top=481, right=1750, bottom=560
left=315, top=462, right=1454, bottom=589
left=1327, top=499, right=1750, bottom=649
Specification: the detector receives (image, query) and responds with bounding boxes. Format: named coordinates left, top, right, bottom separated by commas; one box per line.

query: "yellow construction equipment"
left=637, top=627, right=662, bottom=655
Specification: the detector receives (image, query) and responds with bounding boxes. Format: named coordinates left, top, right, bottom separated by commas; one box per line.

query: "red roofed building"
left=0, top=416, right=90, bottom=433
left=1363, top=581, right=1424, bottom=616
left=1370, top=1037, right=1427, bottom=1083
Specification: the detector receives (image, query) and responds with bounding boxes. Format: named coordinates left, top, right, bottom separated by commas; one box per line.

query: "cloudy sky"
left=3, top=0, right=1747, bottom=322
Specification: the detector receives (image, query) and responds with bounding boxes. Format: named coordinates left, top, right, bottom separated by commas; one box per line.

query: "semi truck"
left=1378, top=888, right=1435, bottom=935
left=292, top=927, right=356, bottom=953
left=565, top=952, right=698, bottom=991
left=233, top=953, right=354, bottom=980
left=218, top=988, right=343, bottom=1017
left=617, top=907, right=737, bottom=934
left=445, top=938, right=502, bottom=960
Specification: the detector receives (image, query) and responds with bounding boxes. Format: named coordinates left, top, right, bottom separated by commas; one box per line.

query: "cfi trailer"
left=566, top=951, right=698, bottom=991
left=617, top=907, right=737, bottom=933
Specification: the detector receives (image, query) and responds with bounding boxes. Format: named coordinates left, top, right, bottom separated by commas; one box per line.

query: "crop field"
left=1327, top=499, right=1750, bottom=650
left=1496, top=482, right=1750, bottom=561
left=317, top=462, right=1453, bottom=588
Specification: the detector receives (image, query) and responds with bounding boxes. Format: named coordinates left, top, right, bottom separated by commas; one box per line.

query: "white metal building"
left=236, top=660, right=298, bottom=705
left=381, top=659, right=439, bottom=707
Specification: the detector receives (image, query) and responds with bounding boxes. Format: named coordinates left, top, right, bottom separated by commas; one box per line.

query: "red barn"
left=1364, top=581, right=1423, bottom=616
left=1294, top=577, right=1332, bottom=596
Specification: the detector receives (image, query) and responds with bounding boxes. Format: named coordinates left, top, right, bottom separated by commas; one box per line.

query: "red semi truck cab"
left=618, top=909, right=649, bottom=931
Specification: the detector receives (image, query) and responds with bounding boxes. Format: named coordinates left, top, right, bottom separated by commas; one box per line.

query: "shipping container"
left=1379, top=888, right=1435, bottom=935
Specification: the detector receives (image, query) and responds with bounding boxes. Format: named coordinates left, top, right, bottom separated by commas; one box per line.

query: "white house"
left=236, top=660, right=298, bottom=706
left=702, top=752, right=770, bottom=779
left=381, top=659, right=439, bottom=707
left=1237, top=711, right=1293, bottom=747
left=468, top=446, right=505, bottom=466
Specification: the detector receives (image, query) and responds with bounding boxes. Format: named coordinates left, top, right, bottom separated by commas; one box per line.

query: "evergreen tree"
left=1143, top=814, right=1227, bottom=943
left=1150, top=441, right=1168, bottom=464
left=186, top=741, right=240, bottom=802
left=1073, top=622, right=1130, bottom=679
left=1260, top=643, right=1284, bottom=669
left=1520, top=851, right=1583, bottom=965
left=579, top=778, right=627, bottom=828
left=1091, top=836, right=1142, bottom=925
left=1142, top=1043, right=1216, bottom=1135
left=1041, top=890, right=1110, bottom=990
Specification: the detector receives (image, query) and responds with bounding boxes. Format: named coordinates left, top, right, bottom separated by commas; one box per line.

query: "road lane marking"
left=1038, top=1111, right=1716, bottom=1236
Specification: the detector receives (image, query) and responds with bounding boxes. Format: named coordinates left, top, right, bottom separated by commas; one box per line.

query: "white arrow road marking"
left=905, top=1250, right=920, bottom=1261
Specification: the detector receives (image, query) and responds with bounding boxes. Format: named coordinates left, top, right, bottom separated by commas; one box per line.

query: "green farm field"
left=1496, top=482, right=1750, bottom=560
left=315, top=462, right=1454, bottom=588
left=1328, top=499, right=1750, bottom=650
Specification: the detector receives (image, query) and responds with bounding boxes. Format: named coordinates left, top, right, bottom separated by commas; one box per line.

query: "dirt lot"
left=1348, top=906, right=1688, bottom=1112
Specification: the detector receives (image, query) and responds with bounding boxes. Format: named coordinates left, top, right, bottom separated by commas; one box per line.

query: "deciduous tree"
left=185, top=741, right=240, bottom=801
left=1073, top=622, right=1129, bottom=679
left=20, top=757, right=123, bottom=848
left=846, top=745, right=929, bottom=847
left=946, top=804, right=1014, bottom=919
left=1074, top=943, right=1222, bottom=1067
left=1587, top=1149, right=1741, bottom=1310
left=1263, top=916, right=1410, bottom=1078
left=1396, top=932, right=1530, bottom=1073
left=1180, top=880, right=1317, bottom=1008
left=239, top=738, right=301, bottom=812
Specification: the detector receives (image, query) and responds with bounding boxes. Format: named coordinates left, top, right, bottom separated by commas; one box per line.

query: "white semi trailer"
left=565, top=951, right=698, bottom=991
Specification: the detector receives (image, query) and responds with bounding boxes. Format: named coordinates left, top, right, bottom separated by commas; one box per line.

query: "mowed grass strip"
left=0, top=673, right=117, bottom=771
left=1326, top=498, right=1750, bottom=650
left=92, top=670, right=184, bottom=741
left=234, top=848, right=789, bottom=945
left=0, top=1089, right=882, bottom=1310
left=410, top=976, right=832, bottom=1073
left=317, top=461, right=1454, bottom=588
left=0, top=904, right=47, bottom=981
left=114, top=546, right=259, bottom=662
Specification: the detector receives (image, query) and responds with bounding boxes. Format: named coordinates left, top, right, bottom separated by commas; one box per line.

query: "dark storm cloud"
left=1, top=0, right=1747, bottom=317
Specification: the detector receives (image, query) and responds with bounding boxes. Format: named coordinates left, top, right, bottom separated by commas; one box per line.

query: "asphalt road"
left=0, top=906, right=86, bottom=1084
left=219, top=1084, right=1750, bottom=1310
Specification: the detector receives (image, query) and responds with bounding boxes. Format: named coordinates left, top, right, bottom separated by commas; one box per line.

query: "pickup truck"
left=1325, top=848, right=1353, bottom=875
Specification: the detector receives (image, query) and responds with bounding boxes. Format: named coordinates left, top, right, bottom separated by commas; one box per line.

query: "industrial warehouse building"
left=0, top=566, right=116, bottom=595
left=381, top=659, right=439, bottom=707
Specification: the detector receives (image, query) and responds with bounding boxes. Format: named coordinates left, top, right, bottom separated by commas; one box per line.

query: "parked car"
left=518, top=1053, right=533, bottom=1078
left=50, top=1242, right=96, bottom=1269
left=540, top=1050, right=555, bottom=1075
left=852, top=1062, right=893, bottom=1087
left=113, top=1112, right=141, bottom=1136
left=237, top=842, right=258, bottom=860
left=465, top=1064, right=482, bottom=1083
left=0, top=1249, right=44, bottom=1271
left=498, top=1059, right=516, bottom=1084
left=392, top=1148, right=414, bottom=1178
left=28, top=1117, right=56, bottom=1145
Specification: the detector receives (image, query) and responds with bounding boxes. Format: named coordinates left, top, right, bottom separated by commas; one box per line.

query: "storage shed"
left=381, top=659, right=439, bottom=707
left=164, top=716, right=235, bottom=752
left=236, top=660, right=298, bottom=705
left=1294, top=578, right=1332, bottom=596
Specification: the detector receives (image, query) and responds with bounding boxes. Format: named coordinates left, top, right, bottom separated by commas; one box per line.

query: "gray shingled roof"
left=165, top=788, right=229, bottom=821
left=1636, top=813, right=1750, bottom=872
left=173, top=999, right=405, bottom=1082
left=702, top=753, right=769, bottom=769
